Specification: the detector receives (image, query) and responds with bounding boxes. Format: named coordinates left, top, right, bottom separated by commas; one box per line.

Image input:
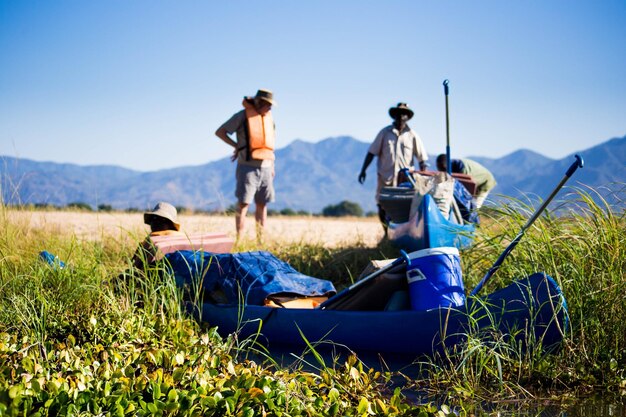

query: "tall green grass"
left=0, top=204, right=450, bottom=416
left=0, top=186, right=624, bottom=414
left=410, top=187, right=626, bottom=403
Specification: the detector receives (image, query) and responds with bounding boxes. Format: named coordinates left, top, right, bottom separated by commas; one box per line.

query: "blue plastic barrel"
left=406, top=247, right=465, bottom=310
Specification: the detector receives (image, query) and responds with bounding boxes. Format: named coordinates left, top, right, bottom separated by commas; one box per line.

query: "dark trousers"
left=377, top=204, right=388, bottom=237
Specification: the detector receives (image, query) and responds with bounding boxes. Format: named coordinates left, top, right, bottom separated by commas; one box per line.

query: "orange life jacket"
left=242, top=99, right=275, bottom=161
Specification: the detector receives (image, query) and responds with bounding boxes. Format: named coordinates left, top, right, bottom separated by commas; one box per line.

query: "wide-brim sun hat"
left=143, top=201, right=180, bottom=231
left=253, top=89, right=276, bottom=106
left=389, top=102, right=414, bottom=120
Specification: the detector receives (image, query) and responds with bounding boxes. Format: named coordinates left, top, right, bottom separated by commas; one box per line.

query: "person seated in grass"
left=131, top=201, right=184, bottom=270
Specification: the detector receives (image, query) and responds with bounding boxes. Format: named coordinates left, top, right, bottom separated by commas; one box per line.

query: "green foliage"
left=1, top=186, right=625, bottom=413
left=280, top=208, right=296, bottom=216
left=268, top=208, right=311, bottom=217
left=98, top=204, right=113, bottom=212
left=322, top=201, right=364, bottom=217
left=67, top=202, right=93, bottom=211
left=415, top=187, right=626, bottom=402
left=225, top=203, right=238, bottom=215
left=0, top=205, right=450, bottom=416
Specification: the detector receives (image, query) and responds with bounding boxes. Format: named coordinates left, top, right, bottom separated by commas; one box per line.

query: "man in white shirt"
left=358, top=103, right=429, bottom=234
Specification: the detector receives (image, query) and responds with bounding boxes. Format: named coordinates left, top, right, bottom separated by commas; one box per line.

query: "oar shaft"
left=521, top=175, right=570, bottom=232
left=470, top=155, right=584, bottom=296
left=443, top=80, right=451, bottom=175
left=318, top=250, right=410, bottom=309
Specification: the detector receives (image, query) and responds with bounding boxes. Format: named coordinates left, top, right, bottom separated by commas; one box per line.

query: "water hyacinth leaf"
left=8, top=385, right=21, bottom=399
left=357, top=397, right=370, bottom=414
left=114, top=403, right=124, bottom=417
left=328, top=387, right=339, bottom=402
left=227, top=360, right=236, bottom=374
left=200, top=396, right=215, bottom=408
left=243, top=375, right=256, bottom=389
left=31, top=378, right=41, bottom=393
left=375, top=399, right=387, bottom=414
left=225, top=396, right=236, bottom=413
left=166, top=401, right=179, bottom=412
left=167, top=388, right=178, bottom=402
left=172, top=367, right=185, bottom=382
left=151, top=382, right=161, bottom=400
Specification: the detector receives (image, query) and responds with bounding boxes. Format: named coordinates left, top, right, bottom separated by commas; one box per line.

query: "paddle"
left=443, top=79, right=452, bottom=175
left=469, top=155, right=584, bottom=296
left=317, top=250, right=411, bottom=310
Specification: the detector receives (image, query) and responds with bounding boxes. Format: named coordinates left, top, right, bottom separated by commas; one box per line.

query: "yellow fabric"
left=242, top=99, right=275, bottom=160
left=264, top=296, right=328, bottom=309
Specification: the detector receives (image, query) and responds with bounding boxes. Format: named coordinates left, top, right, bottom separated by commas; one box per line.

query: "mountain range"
left=1, top=135, right=624, bottom=213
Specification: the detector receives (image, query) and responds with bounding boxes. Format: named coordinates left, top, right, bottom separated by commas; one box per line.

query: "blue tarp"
left=388, top=194, right=475, bottom=251
left=165, top=250, right=336, bottom=305
left=453, top=180, right=479, bottom=224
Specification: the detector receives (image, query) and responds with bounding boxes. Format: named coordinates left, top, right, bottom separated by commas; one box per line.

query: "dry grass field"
left=8, top=209, right=384, bottom=248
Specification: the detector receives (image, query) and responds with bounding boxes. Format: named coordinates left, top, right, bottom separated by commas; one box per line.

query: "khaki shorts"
left=236, top=164, right=275, bottom=205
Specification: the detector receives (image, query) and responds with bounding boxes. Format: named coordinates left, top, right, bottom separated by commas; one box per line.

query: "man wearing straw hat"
left=215, top=89, right=276, bottom=241
left=358, top=103, right=429, bottom=234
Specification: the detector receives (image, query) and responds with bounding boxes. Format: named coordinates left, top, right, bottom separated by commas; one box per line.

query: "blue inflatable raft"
left=166, top=251, right=568, bottom=358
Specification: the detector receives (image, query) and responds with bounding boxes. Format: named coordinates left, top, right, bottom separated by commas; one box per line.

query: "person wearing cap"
left=436, top=154, right=496, bottom=208
left=132, top=201, right=183, bottom=269
left=358, top=103, right=429, bottom=233
left=215, top=89, right=276, bottom=241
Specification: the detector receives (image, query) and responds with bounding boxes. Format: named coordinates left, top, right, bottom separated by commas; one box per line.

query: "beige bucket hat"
left=389, top=102, right=414, bottom=120
left=253, top=89, right=275, bottom=106
left=143, top=202, right=180, bottom=231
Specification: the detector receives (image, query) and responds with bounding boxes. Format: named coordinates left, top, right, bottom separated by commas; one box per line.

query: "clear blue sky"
left=1, top=1, right=625, bottom=171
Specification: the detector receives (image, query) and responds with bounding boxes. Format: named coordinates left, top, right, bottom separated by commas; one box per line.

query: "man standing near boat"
left=436, top=154, right=496, bottom=208
left=358, top=102, right=429, bottom=234
left=215, top=89, right=276, bottom=241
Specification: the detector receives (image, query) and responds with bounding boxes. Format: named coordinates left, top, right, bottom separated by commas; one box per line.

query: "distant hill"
left=470, top=149, right=555, bottom=185
left=1, top=135, right=624, bottom=213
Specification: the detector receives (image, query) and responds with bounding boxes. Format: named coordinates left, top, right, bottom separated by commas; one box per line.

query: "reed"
left=0, top=185, right=624, bottom=413
left=0, top=204, right=452, bottom=416
left=410, top=186, right=626, bottom=403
